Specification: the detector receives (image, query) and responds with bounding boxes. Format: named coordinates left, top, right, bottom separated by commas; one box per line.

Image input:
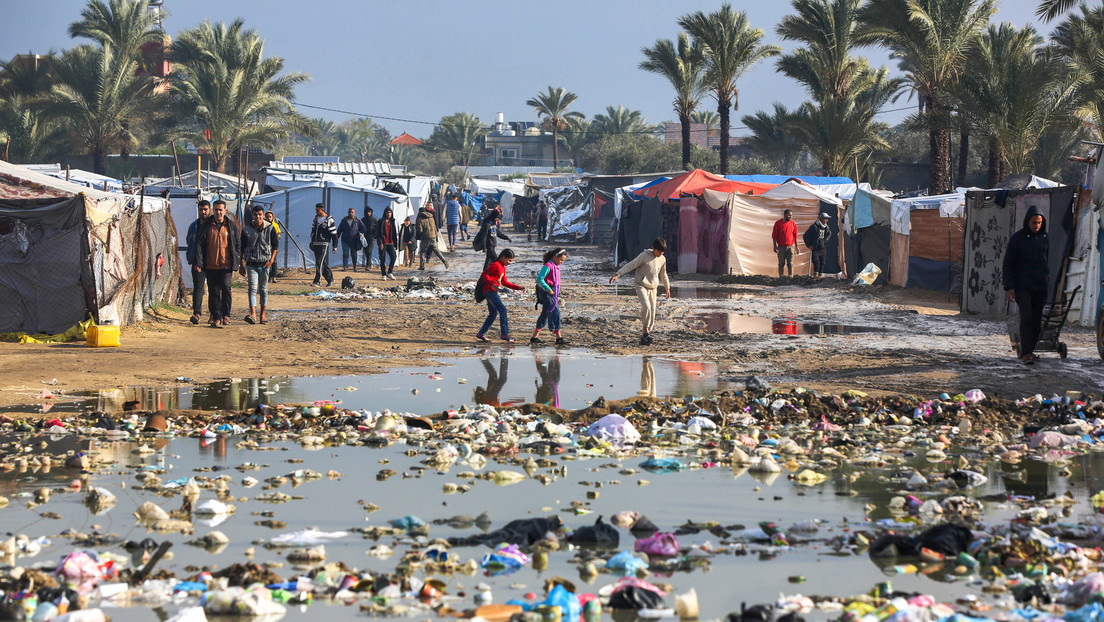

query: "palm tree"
left=68, top=0, right=164, bottom=68
left=1038, top=0, right=1084, bottom=22
left=425, top=112, right=488, bottom=169
left=526, top=86, right=582, bottom=168
left=741, top=103, right=803, bottom=173
left=0, top=95, right=68, bottom=163
left=679, top=4, right=780, bottom=174
left=308, top=117, right=340, bottom=156
left=777, top=0, right=866, bottom=105
left=857, top=0, right=997, bottom=195
left=170, top=19, right=310, bottom=173
left=590, top=105, right=655, bottom=136
left=640, top=33, right=706, bottom=170
left=691, top=110, right=719, bottom=128
left=557, top=118, right=593, bottom=166
left=1052, top=5, right=1104, bottom=144
left=41, top=44, right=161, bottom=174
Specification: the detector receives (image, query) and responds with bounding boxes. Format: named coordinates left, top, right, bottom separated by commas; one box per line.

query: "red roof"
left=390, top=132, right=423, bottom=146
left=633, top=169, right=775, bottom=200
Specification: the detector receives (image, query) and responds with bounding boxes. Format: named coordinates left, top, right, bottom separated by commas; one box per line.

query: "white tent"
left=761, top=180, right=844, bottom=206
left=24, top=164, right=125, bottom=192
left=251, top=181, right=407, bottom=269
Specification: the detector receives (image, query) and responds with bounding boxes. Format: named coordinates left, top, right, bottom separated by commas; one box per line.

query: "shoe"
left=190, top=314, right=200, bottom=325
left=312, top=280, right=320, bottom=286
left=209, top=319, right=219, bottom=328
left=476, top=333, right=490, bottom=342
left=645, top=334, right=654, bottom=345
left=1022, top=354, right=1035, bottom=365
left=555, top=337, right=566, bottom=346
left=639, top=335, right=648, bottom=346
left=326, top=279, right=333, bottom=287
left=529, top=337, right=542, bottom=345
left=244, top=315, right=256, bottom=325
left=443, top=258, right=450, bottom=269
left=418, top=265, right=425, bottom=271
left=501, top=335, right=515, bottom=343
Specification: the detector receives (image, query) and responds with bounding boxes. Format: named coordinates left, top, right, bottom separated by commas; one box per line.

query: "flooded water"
left=692, top=313, right=869, bottom=335
left=0, top=427, right=1092, bottom=622
left=7, top=351, right=728, bottom=416
left=615, top=286, right=743, bottom=300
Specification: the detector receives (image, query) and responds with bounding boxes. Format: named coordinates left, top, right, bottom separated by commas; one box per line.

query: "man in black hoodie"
left=1003, top=206, right=1049, bottom=365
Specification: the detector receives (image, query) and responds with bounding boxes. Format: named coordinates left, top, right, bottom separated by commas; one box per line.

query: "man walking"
left=1003, top=206, right=1049, bottom=365
left=195, top=199, right=240, bottom=328
left=399, top=215, right=416, bottom=267
left=475, top=206, right=511, bottom=271
left=609, top=237, right=670, bottom=346
left=808, top=213, right=832, bottom=277
left=310, top=203, right=336, bottom=287
left=537, top=200, right=548, bottom=241
left=186, top=200, right=211, bottom=324
left=335, top=207, right=366, bottom=271
left=239, top=205, right=279, bottom=324
left=416, top=205, right=449, bottom=270
left=445, top=195, right=461, bottom=252
left=361, top=207, right=378, bottom=270
left=771, top=209, right=798, bottom=277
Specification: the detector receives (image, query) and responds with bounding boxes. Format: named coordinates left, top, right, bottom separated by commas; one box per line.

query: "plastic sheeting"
left=725, top=193, right=826, bottom=276
left=760, top=180, right=844, bottom=206
left=541, top=185, right=590, bottom=241
left=849, top=187, right=892, bottom=232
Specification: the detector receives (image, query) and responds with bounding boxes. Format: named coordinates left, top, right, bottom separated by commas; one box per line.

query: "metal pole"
left=171, top=140, right=183, bottom=187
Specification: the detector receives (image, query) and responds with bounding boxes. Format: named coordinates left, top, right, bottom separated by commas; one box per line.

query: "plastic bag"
left=55, top=551, right=104, bottom=594
left=543, top=584, right=582, bottom=622
left=634, top=532, right=679, bottom=557
left=607, top=577, right=667, bottom=610
left=605, top=551, right=647, bottom=575
left=851, top=262, right=882, bottom=285
left=569, top=516, right=619, bottom=548
left=586, top=415, right=640, bottom=443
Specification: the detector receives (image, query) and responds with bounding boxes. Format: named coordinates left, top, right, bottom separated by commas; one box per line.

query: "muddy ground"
left=3, top=235, right=1103, bottom=410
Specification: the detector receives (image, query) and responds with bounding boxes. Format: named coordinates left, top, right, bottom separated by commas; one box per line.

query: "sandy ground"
left=3, top=234, right=1103, bottom=410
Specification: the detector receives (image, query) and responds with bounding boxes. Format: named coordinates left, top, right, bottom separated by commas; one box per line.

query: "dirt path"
left=3, top=236, right=1103, bottom=410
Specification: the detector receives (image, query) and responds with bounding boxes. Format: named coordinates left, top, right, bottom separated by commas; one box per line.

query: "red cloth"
left=633, top=169, right=775, bottom=201
left=481, top=260, right=522, bottom=293
left=772, top=219, right=798, bottom=247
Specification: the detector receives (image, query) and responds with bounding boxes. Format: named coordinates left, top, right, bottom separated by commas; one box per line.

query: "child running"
left=477, top=248, right=525, bottom=343
left=531, top=247, right=567, bottom=346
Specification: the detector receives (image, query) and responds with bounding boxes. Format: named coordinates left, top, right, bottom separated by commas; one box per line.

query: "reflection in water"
left=695, top=312, right=864, bottom=335
left=474, top=357, right=519, bottom=408
left=639, top=357, right=656, bottom=398
left=534, top=355, right=561, bottom=408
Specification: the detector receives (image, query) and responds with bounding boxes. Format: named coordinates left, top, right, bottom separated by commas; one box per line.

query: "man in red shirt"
left=771, top=209, right=799, bottom=277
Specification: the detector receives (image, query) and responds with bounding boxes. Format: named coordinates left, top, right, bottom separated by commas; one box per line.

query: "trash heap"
left=1, top=382, right=1104, bottom=621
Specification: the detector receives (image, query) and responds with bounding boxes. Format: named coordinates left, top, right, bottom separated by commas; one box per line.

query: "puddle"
left=615, top=286, right=740, bottom=299
left=693, top=312, right=871, bottom=335
left=5, top=352, right=727, bottom=415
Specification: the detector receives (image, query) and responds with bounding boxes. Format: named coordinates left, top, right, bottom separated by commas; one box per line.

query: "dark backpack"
left=474, top=274, right=487, bottom=303
left=341, top=276, right=356, bottom=290
left=473, top=226, right=486, bottom=252
left=802, top=224, right=816, bottom=250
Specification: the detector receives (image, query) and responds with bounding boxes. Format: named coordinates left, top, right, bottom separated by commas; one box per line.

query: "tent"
left=539, top=185, right=591, bottom=242
left=844, top=187, right=893, bottom=285
left=469, top=179, right=525, bottom=223
left=889, top=193, right=965, bottom=291
left=25, top=164, right=125, bottom=193
left=761, top=180, right=844, bottom=206
left=251, top=181, right=408, bottom=270
left=633, top=169, right=775, bottom=201
left=0, top=160, right=178, bottom=333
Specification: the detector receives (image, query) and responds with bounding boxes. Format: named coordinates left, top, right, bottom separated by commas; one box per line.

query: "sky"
left=1, top=0, right=1047, bottom=139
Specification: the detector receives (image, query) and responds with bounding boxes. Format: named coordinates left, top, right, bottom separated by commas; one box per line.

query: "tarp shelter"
left=25, top=164, right=125, bottom=193
left=633, top=169, right=775, bottom=201
left=469, top=179, right=525, bottom=223
left=251, top=181, right=407, bottom=270
left=889, top=193, right=965, bottom=291
left=761, top=180, right=844, bottom=206
left=0, top=160, right=178, bottom=334
left=961, top=186, right=1076, bottom=315
left=539, top=185, right=591, bottom=242
left=844, top=187, right=893, bottom=285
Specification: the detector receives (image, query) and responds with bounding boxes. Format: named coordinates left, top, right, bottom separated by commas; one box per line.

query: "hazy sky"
left=2, top=0, right=1046, bottom=138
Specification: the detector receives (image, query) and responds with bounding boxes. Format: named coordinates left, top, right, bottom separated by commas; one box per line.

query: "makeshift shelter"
left=889, top=194, right=965, bottom=291
left=25, top=164, right=125, bottom=192
left=633, top=169, right=775, bottom=201
left=844, top=187, right=893, bottom=285
left=468, top=179, right=524, bottom=223
left=761, top=180, right=844, bottom=206
left=539, top=185, right=591, bottom=242
left=961, top=186, right=1076, bottom=315
left=0, top=160, right=178, bottom=334
left=251, top=181, right=407, bottom=270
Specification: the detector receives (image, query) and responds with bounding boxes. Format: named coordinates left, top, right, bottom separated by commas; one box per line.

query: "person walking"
left=376, top=206, right=398, bottom=280
left=475, top=206, right=511, bottom=271
left=772, top=209, right=799, bottom=277
left=239, top=205, right=279, bottom=324
left=609, top=237, right=670, bottom=346
left=531, top=247, right=568, bottom=346
left=416, top=205, right=449, bottom=269
left=399, top=216, right=416, bottom=267
left=476, top=248, right=524, bottom=343
left=537, top=200, right=548, bottom=241
left=1003, top=206, right=1050, bottom=365
left=445, top=195, right=461, bottom=252
left=807, top=213, right=832, bottom=277
left=459, top=199, right=472, bottom=241
left=264, top=211, right=281, bottom=282
left=309, top=203, right=336, bottom=287
left=361, top=207, right=378, bottom=270
left=335, top=207, right=366, bottom=271
left=195, top=199, right=241, bottom=328
left=186, top=200, right=211, bottom=324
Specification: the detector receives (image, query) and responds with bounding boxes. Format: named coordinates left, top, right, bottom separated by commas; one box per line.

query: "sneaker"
left=555, top=337, right=567, bottom=346
left=476, top=333, right=490, bottom=342
left=502, top=335, right=516, bottom=343
left=529, top=337, right=542, bottom=345
left=639, top=335, right=648, bottom=346
left=442, top=258, right=450, bottom=269
left=645, top=334, right=654, bottom=345
left=1022, top=354, right=1034, bottom=365
left=190, top=314, right=200, bottom=325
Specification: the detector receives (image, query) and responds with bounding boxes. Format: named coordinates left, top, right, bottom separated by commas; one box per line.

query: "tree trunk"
left=958, top=125, right=969, bottom=187
left=216, top=156, right=226, bottom=174
left=552, top=126, right=559, bottom=169
left=93, top=148, right=107, bottom=176
left=986, top=136, right=1002, bottom=188
left=718, top=97, right=730, bottom=175
left=928, top=97, right=951, bottom=195
left=679, top=112, right=692, bottom=170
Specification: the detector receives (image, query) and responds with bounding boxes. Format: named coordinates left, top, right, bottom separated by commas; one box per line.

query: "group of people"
left=770, top=209, right=834, bottom=278
left=474, top=246, right=568, bottom=346
left=185, top=199, right=280, bottom=327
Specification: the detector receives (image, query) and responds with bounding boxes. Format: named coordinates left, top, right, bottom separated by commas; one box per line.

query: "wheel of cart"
left=1058, top=342, right=1068, bottom=359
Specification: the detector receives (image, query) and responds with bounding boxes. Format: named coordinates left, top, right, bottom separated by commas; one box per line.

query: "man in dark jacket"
left=361, top=207, right=378, bottom=270
left=195, top=199, right=241, bottom=328
left=309, top=203, right=337, bottom=286
left=239, top=205, right=279, bottom=324
left=1003, top=206, right=1049, bottom=365
left=399, top=216, right=416, bottom=267
left=476, top=207, right=512, bottom=271
left=808, top=213, right=832, bottom=277
left=185, top=200, right=211, bottom=324
left=335, top=207, right=366, bottom=271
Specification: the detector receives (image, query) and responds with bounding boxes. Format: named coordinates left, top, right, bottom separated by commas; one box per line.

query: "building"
left=481, top=113, right=560, bottom=168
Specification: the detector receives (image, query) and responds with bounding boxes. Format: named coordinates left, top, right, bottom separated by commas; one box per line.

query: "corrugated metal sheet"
left=265, top=161, right=401, bottom=175
left=468, top=166, right=554, bottom=176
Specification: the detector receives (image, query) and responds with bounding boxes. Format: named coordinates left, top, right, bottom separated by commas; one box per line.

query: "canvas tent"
left=633, top=169, right=775, bottom=200
left=0, top=160, right=178, bottom=334
left=251, top=181, right=407, bottom=270
left=888, top=194, right=965, bottom=291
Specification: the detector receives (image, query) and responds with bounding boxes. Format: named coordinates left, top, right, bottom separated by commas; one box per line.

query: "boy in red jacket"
left=477, top=249, right=525, bottom=343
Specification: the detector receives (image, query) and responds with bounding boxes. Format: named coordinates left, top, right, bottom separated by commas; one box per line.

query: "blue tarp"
left=907, top=256, right=959, bottom=292
left=853, top=188, right=875, bottom=230
left=724, top=174, right=854, bottom=185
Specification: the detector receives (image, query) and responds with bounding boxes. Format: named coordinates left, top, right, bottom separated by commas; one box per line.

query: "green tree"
left=68, top=0, right=164, bottom=65
left=1052, top=5, right=1104, bottom=144
left=526, top=86, right=582, bottom=167
left=678, top=4, right=780, bottom=174
left=1038, top=0, right=1083, bottom=21
left=690, top=110, right=719, bottom=129
left=0, top=95, right=68, bottom=163
left=590, top=105, right=655, bottom=136
left=41, top=44, right=161, bottom=174
left=639, top=33, right=707, bottom=170
left=857, top=0, right=997, bottom=194
left=170, top=18, right=310, bottom=173
left=557, top=118, right=593, bottom=166
left=424, top=112, right=488, bottom=169
left=777, top=0, right=867, bottom=105
left=741, top=103, right=803, bottom=173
